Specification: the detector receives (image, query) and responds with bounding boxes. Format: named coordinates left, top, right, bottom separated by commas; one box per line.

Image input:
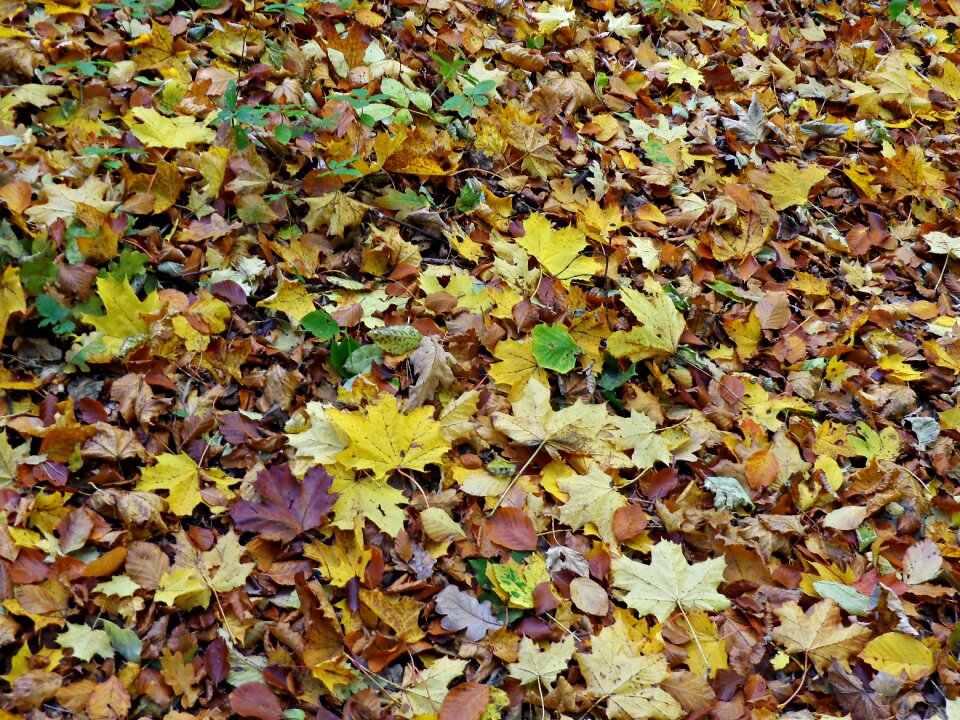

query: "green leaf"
left=273, top=123, right=293, bottom=144
left=102, top=619, right=143, bottom=662
left=704, top=476, right=754, bottom=511
left=330, top=335, right=360, bottom=377
left=301, top=308, right=339, bottom=341
left=368, top=325, right=421, bottom=355
left=888, top=0, right=908, bottom=21
left=531, top=323, right=580, bottom=373
left=455, top=179, right=484, bottom=213
left=344, top=344, right=383, bottom=376
left=812, top=581, right=873, bottom=616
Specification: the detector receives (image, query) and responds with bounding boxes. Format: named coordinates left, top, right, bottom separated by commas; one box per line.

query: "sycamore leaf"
left=57, top=623, right=115, bottom=662
left=489, top=339, right=549, bottom=401
left=492, top=378, right=622, bottom=463
left=0, top=431, right=29, bottom=488
left=400, top=657, right=468, bottom=716
left=509, top=635, right=576, bottom=688
left=611, top=541, right=730, bottom=622
left=230, top=464, right=337, bottom=542
left=434, top=585, right=502, bottom=641
left=554, top=464, right=628, bottom=547
left=771, top=599, right=871, bottom=673
left=722, top=94, right=767, bottom=144
left=329, top=393, right=449, bottom=478
left=125, top=107, right=216, bottom=148
left=80, top=276, right=161, bottom=359
left=607, top=279, right=685, bottom=361
left=531, top=2, right=576, bottom=33
left=201, top=530, right=254, bottom=594
left=517, top=213, right=600, bottom=287
left=136, top=453, right=205, bottom=517
left=155, top=567, right=210, bottom=610
left=577, top=622, right=683, bottom=720
left=748, top=162, right=830, bottom=210
left=330, top=474, right=407, bottom=537
left=604, top=412, right=671, bottom=471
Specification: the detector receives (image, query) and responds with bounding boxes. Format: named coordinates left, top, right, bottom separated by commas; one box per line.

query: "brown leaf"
left=87, top=676, right=132, bottom=720
left=230, top=464, right=337, bottom=543
left=230, top=682, right=285, bottom=720
left=827, top=660, right=890, bottom=720
left=486, top=507, right=537, bottom=551
left=438, top=682, right=490, bottom=720
left=407, top=335, right=456, bottom=410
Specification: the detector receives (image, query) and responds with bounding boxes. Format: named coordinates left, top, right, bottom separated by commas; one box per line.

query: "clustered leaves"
left=0, top=0, right=959, bottom=719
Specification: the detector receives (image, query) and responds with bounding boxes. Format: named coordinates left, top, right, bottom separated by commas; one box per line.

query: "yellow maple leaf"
left=681, top=608, right=729, bottom=678
left=577, top=621, right=683, bottom=720
left=611, top=540, right=730, bottom=622
left=81, top=276, right=161, bottom=359
left=771, top=599, right=870, bottom=672
left=125, top=107, right=215, bottom=149
left=607, top=279, right=685, bottom=361
left=554, top=464, right=628, bottom=546
left=489, top=339, right=549, bottom=400
left=749, top=162, right=829, bottom=210
left=136, top=452, right=209, bottom=516
left=517, top=213, right=600, bottom=287
left=257, top=277, right=315, bottom=324
left=0, top=266, right=25, bottom=347
left=330, top=394, right=448, bottom=479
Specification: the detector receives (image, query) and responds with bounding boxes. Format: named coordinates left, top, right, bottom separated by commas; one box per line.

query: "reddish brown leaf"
left=230, top=464, right=337, bottom=542
left=438, top=682, right=490, bottom=720
left=486, top=507, right=537, bottom=551
left=230, top=682, right=285, bottom=720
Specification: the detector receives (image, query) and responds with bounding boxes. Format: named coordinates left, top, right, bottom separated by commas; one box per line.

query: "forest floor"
left=1, top=0, right=960, bottom=719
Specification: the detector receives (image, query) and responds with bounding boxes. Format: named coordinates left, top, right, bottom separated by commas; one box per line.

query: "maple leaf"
left=80, top=276, right=161, bottom=359
left=492, top=378, right=619, bottom=461
left=604, top=412, right=672, bottom=471
left=399, top=657, right=468, bottom=716
left=607, top=279, right=685, bottom=361
left=517, top=213, right=601, bottom=287
left=230, top=464, right=336, bottom=542
left=328, top=394, right=448, bottom=479
left=721, top=94, right=767, bottom=144
left=771, top=599, right=871, bottom=673
left=329, top=474, right=408, bottom=537
left=509, top=635, right=576, bottom=689
left=124, top=107, right=216, bottom=148
left=136, top=453, right=210, bottom=517
left=553, top=464, right=628, bottom=546
left=748, top=162, right=830, bottom=210
left=56, top=623, right=114, bottom=662
left=577, top=622, right=683, bottom=720
left=611, top=541, right=730, bottom=622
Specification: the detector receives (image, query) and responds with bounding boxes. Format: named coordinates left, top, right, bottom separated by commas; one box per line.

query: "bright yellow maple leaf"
left=749, top=162, right=829, bottom=210
left=554, top=464, right=628, bottom=546
left=125, top=107, right=216, bottom=149
left=517, top=213, right=601, bottom=286
left=136, top=452, right=227, bottom=516
left=607, top=279, right=685, bottom=361
left=489, top=339, right=549, bottom=400
left=81, top=276, right=161, bottom=359
left=330, top=393, right=449, bottom=479
left=257, top=277, right=316, bottom=324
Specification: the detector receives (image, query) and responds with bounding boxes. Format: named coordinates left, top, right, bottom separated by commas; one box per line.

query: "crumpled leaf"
left=607, top=279, right=685, bottom=361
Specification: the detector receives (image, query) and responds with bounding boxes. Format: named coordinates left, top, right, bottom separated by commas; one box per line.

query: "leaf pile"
left=1, top=0, right=960, bottom=719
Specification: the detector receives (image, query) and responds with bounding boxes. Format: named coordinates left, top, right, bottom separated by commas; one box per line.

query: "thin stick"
left=487, top=437, right=548, bottom=516
left=779, top=651, right=810, bottom=708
